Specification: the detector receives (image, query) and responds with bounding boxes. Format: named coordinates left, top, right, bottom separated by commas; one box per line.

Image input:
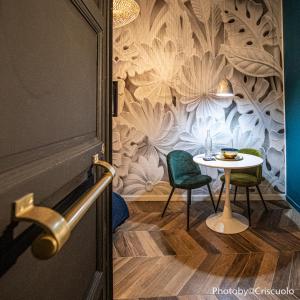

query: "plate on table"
left=215, top=154, right=243, bottom=161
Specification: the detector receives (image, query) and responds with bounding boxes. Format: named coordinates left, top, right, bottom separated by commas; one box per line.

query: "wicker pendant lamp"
left=113, top=0, right=140, bottom=29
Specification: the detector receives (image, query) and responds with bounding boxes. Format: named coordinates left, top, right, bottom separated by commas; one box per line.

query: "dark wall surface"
left=283, top=0, right=300, bottom=211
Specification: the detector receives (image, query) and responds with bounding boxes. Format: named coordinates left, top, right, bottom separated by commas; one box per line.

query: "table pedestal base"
left=206, top=212, right=249, bottom=234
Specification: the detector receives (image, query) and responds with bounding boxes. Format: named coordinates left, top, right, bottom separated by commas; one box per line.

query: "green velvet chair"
left=161, top=150, right=216, bottom=230
left=216, top=148, right=268, bottom=226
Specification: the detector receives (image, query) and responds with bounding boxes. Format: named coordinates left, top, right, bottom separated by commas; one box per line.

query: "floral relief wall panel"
left=112, top=0, right=285, bottom=197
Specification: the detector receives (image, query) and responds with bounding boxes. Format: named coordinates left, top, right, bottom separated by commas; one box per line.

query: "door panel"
left=0, top=0, right=112, bottom=299
left=1, top=206, right=97, bottom=300
left=0, top=0, right=98, bottom=157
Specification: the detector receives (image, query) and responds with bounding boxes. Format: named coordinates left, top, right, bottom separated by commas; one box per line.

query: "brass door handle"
left=12, top=154, right=115, bottom=260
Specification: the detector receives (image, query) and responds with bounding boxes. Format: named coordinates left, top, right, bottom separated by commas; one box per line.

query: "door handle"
left=12, top=154, right=115, bottom=260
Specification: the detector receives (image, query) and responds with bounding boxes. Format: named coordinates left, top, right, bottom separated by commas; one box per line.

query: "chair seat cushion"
left=220, top=173, right=259, bottom=187
left=173, top=173, right=212, bottom=189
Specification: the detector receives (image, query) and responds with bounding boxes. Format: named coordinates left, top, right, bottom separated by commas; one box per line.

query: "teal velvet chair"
left=216, top=148, right=268, bottom=226
left=161, top=150, right=216, bottom=230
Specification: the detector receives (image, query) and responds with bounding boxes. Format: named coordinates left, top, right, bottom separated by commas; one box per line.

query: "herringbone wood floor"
left=113, top=199, right=300, bottom=300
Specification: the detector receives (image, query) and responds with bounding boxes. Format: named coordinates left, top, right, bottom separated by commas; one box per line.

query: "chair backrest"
left=167, top=150, right=201, bottom=186
left=233, top=148, right=263, bottom=182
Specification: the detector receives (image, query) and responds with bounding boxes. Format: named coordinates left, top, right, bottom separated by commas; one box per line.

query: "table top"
left=193, top=153, right=263, bottom=170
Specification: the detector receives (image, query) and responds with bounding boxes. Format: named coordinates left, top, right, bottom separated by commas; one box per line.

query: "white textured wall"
left=112, top=0, right=285, bottom=198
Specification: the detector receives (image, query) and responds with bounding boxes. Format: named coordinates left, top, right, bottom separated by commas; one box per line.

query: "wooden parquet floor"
left=113, top=200, right=300, bottom=300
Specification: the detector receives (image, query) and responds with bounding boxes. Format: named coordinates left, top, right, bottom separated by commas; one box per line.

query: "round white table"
left=193, top=153, right=264, bottom=234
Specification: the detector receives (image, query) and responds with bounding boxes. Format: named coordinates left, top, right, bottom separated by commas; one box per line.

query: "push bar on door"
left=12, top=154, right=115, bottom=260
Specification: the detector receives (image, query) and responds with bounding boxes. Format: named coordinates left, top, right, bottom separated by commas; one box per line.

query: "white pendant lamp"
left=113, top=0, right=140, bottom=29
left=212, top=0, right=234, bottom=98
left=214, top=79, right=234, bottom=98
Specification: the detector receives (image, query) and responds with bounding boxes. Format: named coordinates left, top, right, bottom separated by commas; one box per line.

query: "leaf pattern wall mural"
left=113, top=0, right=285, bottom=196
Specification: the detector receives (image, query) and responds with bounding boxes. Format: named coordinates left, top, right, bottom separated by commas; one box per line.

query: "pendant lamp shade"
left=113, top=0, right=140, bottom=29
left=214, top=79, right=234, bottom=97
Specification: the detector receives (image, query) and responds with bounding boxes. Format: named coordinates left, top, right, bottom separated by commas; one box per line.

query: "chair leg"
left=233, top=186, right=238, bottom=203
left=246, top=187, right=251, bottom=226
left=161, top=187, right=175, bottom=217
left=216, top=182, right=225, bottom=212
left=207, top=184, right=216, bottom=212
left=256, top=185, right=268, bottom=211
left=187, top=189, right=191, bottom=231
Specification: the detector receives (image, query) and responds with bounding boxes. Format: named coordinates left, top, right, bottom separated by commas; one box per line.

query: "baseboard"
left=122, top=193, right=286, bottom=202
left=286, top=195, right=300, bottom=212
